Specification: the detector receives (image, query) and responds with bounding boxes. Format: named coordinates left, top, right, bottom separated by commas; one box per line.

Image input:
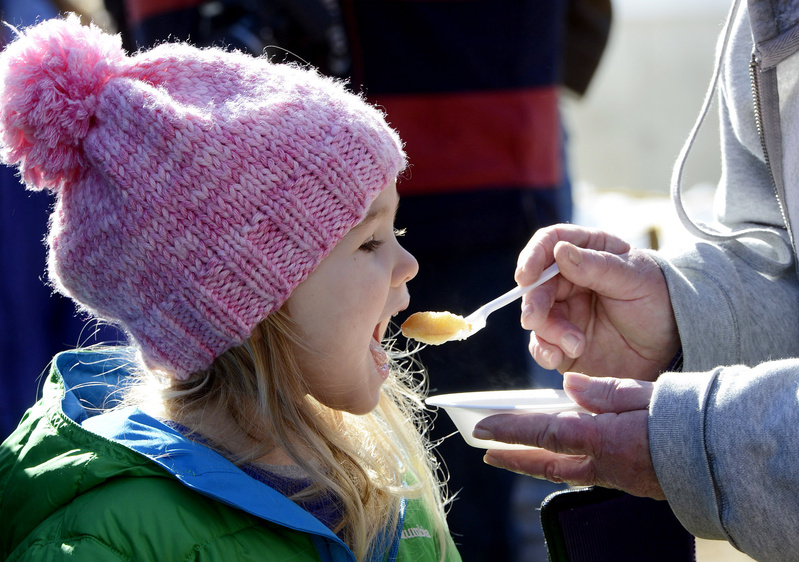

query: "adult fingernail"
left=562, top=333, right=581, bottom=356
left=566, top=246, right=582, bottom=265
left=565, top=372, right=590, bottom=392
left=473, top=427, right=494, bottom=440
left=521, top=304, right=534, bottom=327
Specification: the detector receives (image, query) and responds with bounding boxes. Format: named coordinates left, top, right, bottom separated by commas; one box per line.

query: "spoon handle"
left=466, top=263, right=560, bottom=324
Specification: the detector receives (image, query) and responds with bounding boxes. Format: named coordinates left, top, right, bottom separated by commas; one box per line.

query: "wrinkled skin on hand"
left=475, top=373, right=665, bottom=500
left=516, top=224, right=680, bottom=381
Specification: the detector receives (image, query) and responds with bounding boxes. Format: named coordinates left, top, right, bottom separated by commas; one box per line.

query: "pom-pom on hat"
left=0, top=15, right=406, bottom=379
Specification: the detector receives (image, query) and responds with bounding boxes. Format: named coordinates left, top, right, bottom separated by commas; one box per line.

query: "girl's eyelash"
left=359, top=228, right=405, bottom=252
left=360, top=237, right=383, bottom=252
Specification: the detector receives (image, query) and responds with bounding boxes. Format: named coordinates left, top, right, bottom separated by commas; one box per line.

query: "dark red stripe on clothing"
left=374, top=87, right=561, bottom=195
left=126, top=0, right=201, bottom=24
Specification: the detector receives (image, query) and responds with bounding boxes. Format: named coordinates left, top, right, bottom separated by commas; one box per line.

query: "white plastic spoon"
left=457, top=262, right=561, bottom=338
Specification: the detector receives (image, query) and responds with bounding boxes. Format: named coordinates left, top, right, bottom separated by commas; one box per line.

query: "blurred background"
left=566, top=0, right=728, bottom=252
left=0, top=0, right=756, bottom=559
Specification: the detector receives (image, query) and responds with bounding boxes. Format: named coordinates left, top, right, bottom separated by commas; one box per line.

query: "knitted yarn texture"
left=0, top=15, right=406, bottom=379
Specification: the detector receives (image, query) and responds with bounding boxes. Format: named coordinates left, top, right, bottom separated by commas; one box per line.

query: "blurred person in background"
left=103, top=1, right=611, bottom=559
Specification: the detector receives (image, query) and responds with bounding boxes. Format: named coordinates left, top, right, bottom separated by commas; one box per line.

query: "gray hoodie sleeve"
left=650, top=362, right=799, bottom=561
left=645, top=2, right=799, bottom=559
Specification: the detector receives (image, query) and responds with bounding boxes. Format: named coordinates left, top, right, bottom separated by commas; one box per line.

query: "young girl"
left=0, top=15, right=460, bottom=561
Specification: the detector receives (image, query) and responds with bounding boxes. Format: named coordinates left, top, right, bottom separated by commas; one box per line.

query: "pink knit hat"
left=0, top=15, right=406, bottom=379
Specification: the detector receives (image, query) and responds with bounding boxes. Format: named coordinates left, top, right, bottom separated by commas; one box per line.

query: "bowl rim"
left=425, top=388, right=575, bottom=411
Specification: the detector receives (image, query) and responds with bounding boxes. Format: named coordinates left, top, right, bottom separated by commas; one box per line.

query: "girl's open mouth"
left=370, top=326, right=389, bottom=379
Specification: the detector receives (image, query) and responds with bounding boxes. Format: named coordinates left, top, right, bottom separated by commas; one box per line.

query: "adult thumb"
left=563, top=372, right=653, bottom=413
left=553, top=241, right=653, bottom=301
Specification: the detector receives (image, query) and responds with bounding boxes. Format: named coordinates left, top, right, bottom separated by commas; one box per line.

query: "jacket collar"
left=54, top=348, right=357, bottom=561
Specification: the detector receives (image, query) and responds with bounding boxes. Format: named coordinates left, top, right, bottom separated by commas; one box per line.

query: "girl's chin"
left=343, top=388, right=383, bottom=416
left=312, top=387, right=382, bottom=415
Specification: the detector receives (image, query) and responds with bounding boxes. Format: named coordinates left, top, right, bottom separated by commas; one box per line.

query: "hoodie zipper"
left=749, top=51, right=796, bottom=254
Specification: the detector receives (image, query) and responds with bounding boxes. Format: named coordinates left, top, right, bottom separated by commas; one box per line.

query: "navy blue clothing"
left=0, top=165, right=122, bottom=439
left=348, top=2, right=564, bottom=94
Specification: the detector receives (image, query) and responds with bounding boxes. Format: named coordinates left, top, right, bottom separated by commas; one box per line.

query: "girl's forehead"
left=357, top=181, right=399, bottom=227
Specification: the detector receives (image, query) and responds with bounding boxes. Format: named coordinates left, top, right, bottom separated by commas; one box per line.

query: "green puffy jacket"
left=0, top=349, right=461, bottom=561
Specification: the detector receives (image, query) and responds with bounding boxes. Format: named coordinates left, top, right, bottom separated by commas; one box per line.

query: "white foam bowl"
left=425, top=389, right=588, bottom=450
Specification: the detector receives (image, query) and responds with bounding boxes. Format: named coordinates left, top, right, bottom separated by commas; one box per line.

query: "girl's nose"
left=394, top=244, right=419, bottom=286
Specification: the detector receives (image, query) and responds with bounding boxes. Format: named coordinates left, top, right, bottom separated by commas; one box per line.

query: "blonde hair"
left=125, top=307, right=451, bottom=560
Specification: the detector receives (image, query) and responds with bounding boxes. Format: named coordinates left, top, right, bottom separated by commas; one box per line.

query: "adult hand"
left=474, top=372, right=665, bottom=500
left=516, top=224, right=679, bottom=381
